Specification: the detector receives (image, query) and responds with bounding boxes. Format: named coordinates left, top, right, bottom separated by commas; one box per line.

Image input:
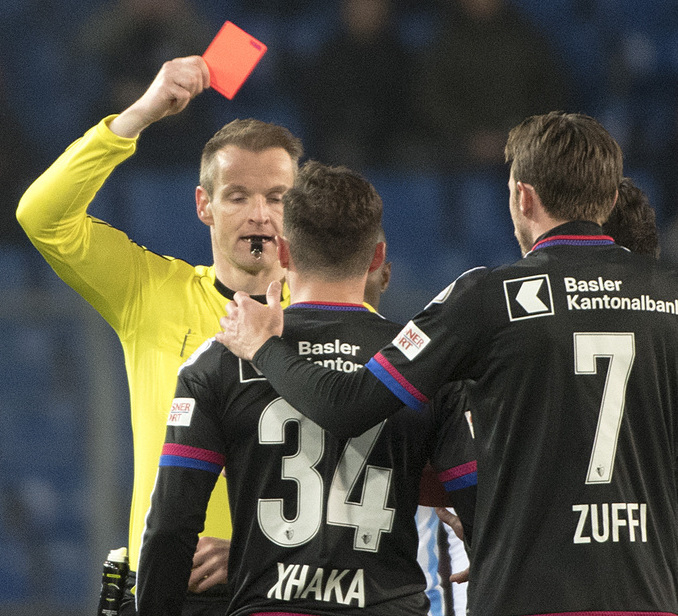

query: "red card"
left=202, top=21, right=267, bottom=99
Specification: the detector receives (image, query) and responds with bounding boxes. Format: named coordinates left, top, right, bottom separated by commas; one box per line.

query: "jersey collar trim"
left=288, top=301, right=369, bottom=312
left=528, top=221, right=614, bottom=255
left=531, top=234, right=615, bottom=251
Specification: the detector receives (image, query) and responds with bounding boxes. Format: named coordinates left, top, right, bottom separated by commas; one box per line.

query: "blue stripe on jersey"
left=287, top=302, right=369, bottom=311
left=442, top=471, right=478, bottom=492
left=159, top=454, right=222, bottom=475
left=366, top=354, right=429, bottom=412
left=530, top=234, right=615, bottom=253
left=438, top=461, right=478, bottom=492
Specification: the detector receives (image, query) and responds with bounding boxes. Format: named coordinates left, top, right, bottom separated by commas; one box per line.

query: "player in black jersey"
left=218, top=111, right=678, bottom=616
left=432, top=173, right=662, bottom=594
left=136, top=161, right=474, bottom=616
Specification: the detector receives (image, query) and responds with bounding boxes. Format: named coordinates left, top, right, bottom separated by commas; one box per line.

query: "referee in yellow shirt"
left=17, top=56, right=302, bottom=615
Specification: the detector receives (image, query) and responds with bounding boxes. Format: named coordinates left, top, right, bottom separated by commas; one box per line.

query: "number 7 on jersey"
left=574, top=332, right=635, bottom=484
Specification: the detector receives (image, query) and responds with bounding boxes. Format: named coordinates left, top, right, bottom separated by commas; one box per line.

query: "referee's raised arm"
left=109, top=55, right=210, bottom=138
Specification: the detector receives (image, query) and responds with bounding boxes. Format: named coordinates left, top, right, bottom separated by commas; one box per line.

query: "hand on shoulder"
left=216, top=281, right=284, bottom=361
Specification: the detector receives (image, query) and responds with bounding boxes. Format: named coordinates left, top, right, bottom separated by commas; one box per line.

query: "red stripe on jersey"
left=532, top=234, right=615, bottom=251
left=373, top=352, right=429, bottom=404
left=162, top=443, right=225, bottom=466
left=438, top=461, right=477, bottom=482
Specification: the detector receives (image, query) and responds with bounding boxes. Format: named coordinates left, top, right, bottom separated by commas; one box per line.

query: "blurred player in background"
left=603, top=177, right=660, bottom=258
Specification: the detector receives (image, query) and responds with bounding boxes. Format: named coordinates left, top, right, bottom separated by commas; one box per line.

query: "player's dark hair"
left=505, top=111, right=623, bottom=223
left=283, top=160, right=382, bottom=279
left=603, top=177, right=660, bottom=258
left=199, top=119, right=303, bottom=197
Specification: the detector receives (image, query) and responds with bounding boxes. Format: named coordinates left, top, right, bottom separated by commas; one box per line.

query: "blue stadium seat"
left=0, top=248, right=32, bottom=289
left=100, top=168, right=213, bottom=267
left=362, top=170, right=461, bottom=319
left=365, top=171, right=447, bottom=273
left=443, top=169, right=520, bottom=269
left=0, top=534, right=30, bottom=600
left=0, top=309, right=91, bottom=605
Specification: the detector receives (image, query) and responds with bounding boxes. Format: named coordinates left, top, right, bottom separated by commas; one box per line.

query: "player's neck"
left=288, top=272, right=367, bottom=306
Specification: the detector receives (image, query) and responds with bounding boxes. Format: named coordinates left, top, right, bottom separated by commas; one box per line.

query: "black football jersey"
left=253, top=223, right=678, bottom=615
left=137, top=303, right=454, bottom=616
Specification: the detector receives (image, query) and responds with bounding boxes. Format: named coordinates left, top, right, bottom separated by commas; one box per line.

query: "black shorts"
left=119, top=570, right=232, bottom=616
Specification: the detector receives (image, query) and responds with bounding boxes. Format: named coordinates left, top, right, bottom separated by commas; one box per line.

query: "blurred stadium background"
left=1, top=0, right=676, bottom=613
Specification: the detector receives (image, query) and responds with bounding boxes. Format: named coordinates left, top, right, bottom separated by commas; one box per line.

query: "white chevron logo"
left=516, top=279, right=549, bottom=313
left=504, top=274, right=554, bottom=321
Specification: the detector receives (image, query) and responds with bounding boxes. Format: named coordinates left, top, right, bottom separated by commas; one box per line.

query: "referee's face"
left=196, top=145, right=295, bottom=282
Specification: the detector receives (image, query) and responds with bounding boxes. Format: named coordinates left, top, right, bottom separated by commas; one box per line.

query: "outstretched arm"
left=216, top=270, right=487, bottom=438
left=16, top=56, right=212, bottom=327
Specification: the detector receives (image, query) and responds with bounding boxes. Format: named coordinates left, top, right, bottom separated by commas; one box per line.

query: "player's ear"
left=517, top=181, right=536, bottom=217
left=380, top=260, right=392, bottom=293
left=368, top=241, right=386, bottom=273
left=278, top=236, right=290, bottom=269
left=196, top=186, right=214, bottom=225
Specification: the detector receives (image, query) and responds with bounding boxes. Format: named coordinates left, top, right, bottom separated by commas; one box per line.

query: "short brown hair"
left=199, top=118, right=303, bottom=196
left=505, top=111, right=623, bottom=222
left=283, top=161, right=383, bottom=279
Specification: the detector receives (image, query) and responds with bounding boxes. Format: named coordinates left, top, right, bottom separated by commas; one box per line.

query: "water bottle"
left=96, top=547, right=129, bottom=616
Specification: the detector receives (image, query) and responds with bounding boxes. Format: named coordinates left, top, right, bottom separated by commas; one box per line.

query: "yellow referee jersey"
left=16, top=116, right=290, bottom=572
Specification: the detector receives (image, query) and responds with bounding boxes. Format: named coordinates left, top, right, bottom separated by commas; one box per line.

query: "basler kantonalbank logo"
left=503, top=274, right=554, bottom=321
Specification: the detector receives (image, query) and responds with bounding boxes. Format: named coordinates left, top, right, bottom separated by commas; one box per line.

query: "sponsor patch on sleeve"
left=167, top=397, right=195, bottom=427
left=394, top=321, right=431, bottom=360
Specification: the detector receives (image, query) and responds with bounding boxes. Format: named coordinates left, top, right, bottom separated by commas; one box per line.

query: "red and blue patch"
left=159, top=443, right=225, bottom=475
left=438, top=461, right=478, bottom=492
left=366, top=352, right=429, bottom=412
